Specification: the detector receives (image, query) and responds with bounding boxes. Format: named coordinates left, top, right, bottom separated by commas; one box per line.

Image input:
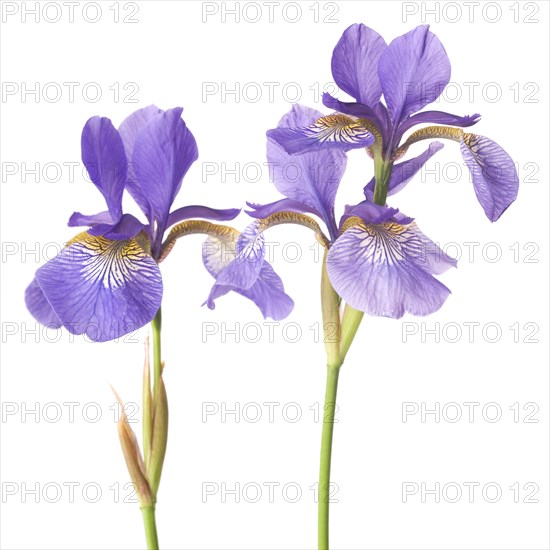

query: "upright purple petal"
left=118, top=105, right=164, bottom=161
left=166, top=205, right=240, bottom=228
left=81, top=117, right=128, bottom=220
left=202, top=227, right=293, bottom=320
left=25, top=279, right=62, bottom=328
left=327, top=221, right=454, bottom=317
left=460, top=134, right=519, bottom=222
left=131, top=108, right=198, bottom=237
left=364, top=142, right=444, bottom=197
left=267, top=105, right=348, bottom=238
left=378, top=25, right=451, bottom=125
left=331, top=24, right=387, bottom=107
left=35, top=234, right=162, bottom=342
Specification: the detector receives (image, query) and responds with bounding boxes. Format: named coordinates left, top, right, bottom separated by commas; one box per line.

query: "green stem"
left=318, top=364, right=341, bottom=550
left=151, top=309, right=162, bottom=388
left=141, top=505, right=159, bottom=550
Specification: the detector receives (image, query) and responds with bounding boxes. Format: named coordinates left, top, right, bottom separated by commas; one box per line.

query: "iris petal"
left=331, top=23, right=387, bottom=107
left=25, top=279, right=62, bottom=328
left=364, top=142, right=444, bottom=198
left=131, top=107, right=198, bottom=241
left=35, top=234, right=162, bottom=342
left=267, top=113, right=374, bottom=154
left=118, top=105, right=164, bottom=162
left=166, top=205, right=240, bottom=227
left=460, top=134, right=519, bottom=222
left=246, top=199, right=321, bottom=219
left=378, top=25, right=451, bottom=125
left=202, top=226, right=293, bottom=320
left=81, top=116, right=128, bottom=221
left=327, top=221, right=454, bottom=318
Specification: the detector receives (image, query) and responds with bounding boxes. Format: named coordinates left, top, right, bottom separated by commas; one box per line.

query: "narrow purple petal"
left=379, top=25, right=451, bottom=125
left=35, top=234, right=162, bottom=342
left=81, top=117, right=128, bottom=220
left=87, top=213, right=146, bottom=240
left=331, top=23, right=387, bottom=107
left=131, top=107, right=198, bottom=237
left=68, top=210, right=114, bottom=227
left=460, top=135, right=519, bottom=221
left=322, top=93, right=378, bottom=120
left=364, top=142, right=444, bottom=197
left=167, top=205, right=240, bottom=228
left=267, top=104, right=347, bottom=237
left=398, top=110, right=481, bottom=137
left=245, top=199, right=320, bottom=219
left=341, top=201, right=400, bottom=225
left=327, top=221, right=453, bottom=317
left=25, top=279, right=62, bottom=328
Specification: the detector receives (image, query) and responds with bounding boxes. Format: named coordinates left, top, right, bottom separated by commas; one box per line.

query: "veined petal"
left=267, top=113, right=375, bottom=154
left=341, top=201, right=402, bottom=225
left=131, top=107, right=198, bottom=242
left=331, top=23, right=387, bottom=107
left=365, top=142, right=444, bottom=197
left=69, top=210, right=114, bottom=227
left=87, top=213, right=146, bottom=240
left=246, top=199, right=321, bottom=219
left=327, top=220, right=453, bottom=318
left=118, top=105, right=164, bottom=162
left=25, top=279, right=62, bottom=328
left=202, top=227, right=293, bottom=320
left=81, top=116, right=128, bottom=220
left=267, top=105, right=348, bottom=239
left=35, top=234, right=162, bottom=342
left=379, top=25, right=451, bottom=125
left=322, top=93, right=378, bottom=120
left=460, top=134, right=519, bottom=222
left=398, top=110, right=481, bottom=137
left=166, top=205, right=240, bottom=228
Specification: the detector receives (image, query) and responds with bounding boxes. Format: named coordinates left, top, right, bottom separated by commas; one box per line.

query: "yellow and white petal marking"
left=305, top=114, right=375, bottom=146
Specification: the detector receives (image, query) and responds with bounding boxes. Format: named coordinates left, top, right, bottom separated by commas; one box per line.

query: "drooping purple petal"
left=25, top=279, right=62, bottom=328
left=202, top=229, right=293, bottom=320
left=267, top=113, right=374, bottom=155
left=131, top=107, right=198, bottom=238
left=364, top=142, right=444, bottom=197
left=81, top=117, right=128, bottom=220
left=331, top=23, right=387, bottom=107
left=267, top=105, right=348, bottom=238
left=35, top=234, right=162, bottom=342
left=327, top=221, right=453, bottom=317
left=166, top=205, right=240, bottom=228
left=245, top=199, right=320, bottom=219
left=397, top=110, right=481, bottom=137
left=460, top=134, right=519, bottom=222
left=378, top=25, right=451, bottom=125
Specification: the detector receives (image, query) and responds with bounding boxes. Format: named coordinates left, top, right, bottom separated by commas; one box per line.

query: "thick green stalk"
left=141, top=505, right=159, bottom=549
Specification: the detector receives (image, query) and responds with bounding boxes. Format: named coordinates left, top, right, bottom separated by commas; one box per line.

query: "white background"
left=1, top=1, right=549, bottom=549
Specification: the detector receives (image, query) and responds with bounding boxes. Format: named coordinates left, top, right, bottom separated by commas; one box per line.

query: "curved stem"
left=141, top=505, right=159, bottom=549
left=318, top=364, right=341, bottom=550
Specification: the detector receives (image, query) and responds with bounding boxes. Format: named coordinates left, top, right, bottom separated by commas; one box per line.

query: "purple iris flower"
left=205, top=104, right=456, bottom=318
left=25, top=105, right=242, bottom=342
left=268, top=24, right=519, bottom=221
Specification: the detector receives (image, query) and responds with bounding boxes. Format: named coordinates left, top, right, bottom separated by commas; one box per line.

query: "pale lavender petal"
left=379, top=25, right=451, bottom=125
left=331, top=23, right=387, bottom=107
left=364, top=142, right=444, bottom=197
left=25, top=279, right=62, bottom=328
left=118, top=105, right=164, bottom=161
left=327, top=221, right=452, bottom=317
left=167, top=205, right=240, bottom=228
left=460, top=134, right=519, bottom=222
left=81, top=116, right=127, bottom=220
left=35, top=235, right=162, bottom=342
